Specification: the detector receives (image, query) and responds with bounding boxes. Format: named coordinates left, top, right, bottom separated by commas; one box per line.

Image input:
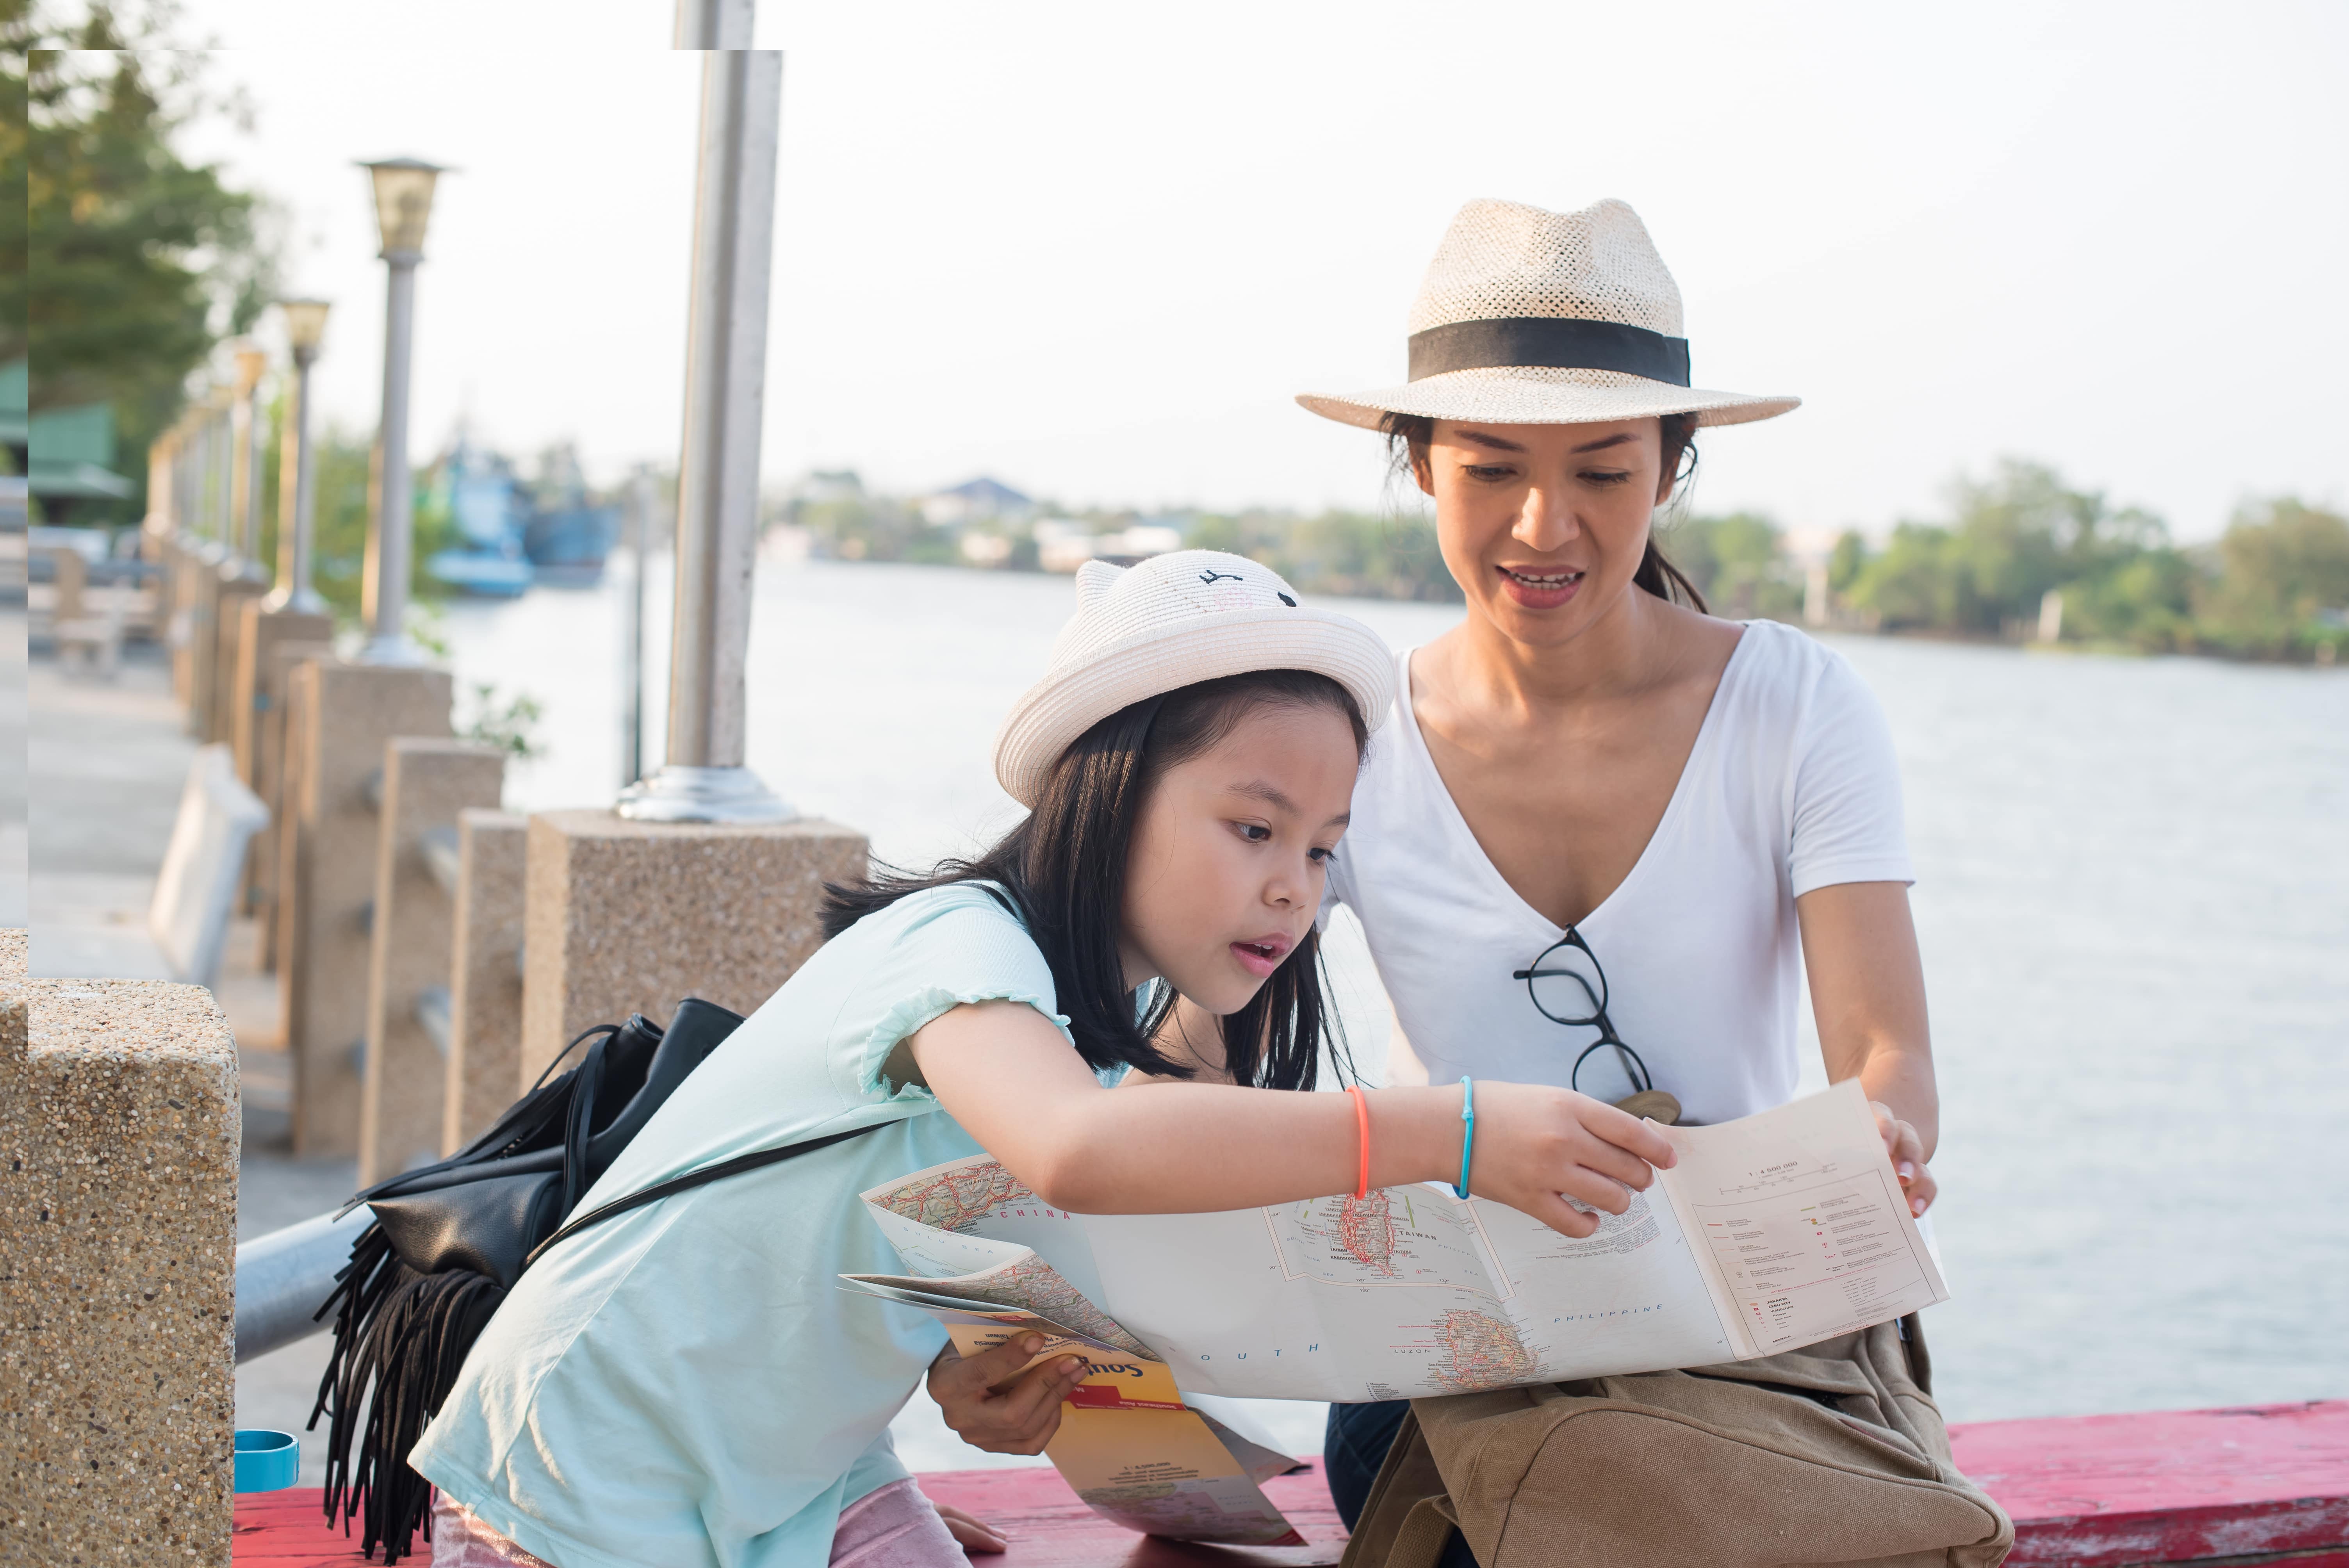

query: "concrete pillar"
left=257, top=638, right=340, bottom=961
left=444, top=809, right=527, bottom=1153
left=356, top=740, right=506, bottom=1185
left=233, top=606, right=335, bottom=790
left=253, top=638, right=340, bottom=957
left=518, top=813, right=868, bottom=1085
left=234, top=606, right=335, bottom=921
left=208, top=576, right=267, bottom=744
left=0, top=930, right=239, bottom=1566
left=278, top=660, right=452, bottom=1156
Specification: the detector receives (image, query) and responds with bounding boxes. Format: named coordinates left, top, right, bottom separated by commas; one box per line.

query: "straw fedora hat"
left=1298, top=197, right=1799, bottom=431
left=993, top=550, right=1395, bottom=807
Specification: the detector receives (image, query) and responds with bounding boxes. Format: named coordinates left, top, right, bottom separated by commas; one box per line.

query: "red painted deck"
left=233, top=1401, right=2349, bottom=1567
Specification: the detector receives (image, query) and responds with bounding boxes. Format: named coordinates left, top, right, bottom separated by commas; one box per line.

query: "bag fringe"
left=310, top=1223, right=508, bottom=1563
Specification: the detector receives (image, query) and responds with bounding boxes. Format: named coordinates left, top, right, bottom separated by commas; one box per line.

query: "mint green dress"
left=410, top=883, right=1076, bottom=1568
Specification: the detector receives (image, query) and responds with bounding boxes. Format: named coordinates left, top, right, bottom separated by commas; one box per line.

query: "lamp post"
left=356, top=157, right=449, bottom=666
left=229, top=344, right=270, bottom=580
left=617, top=27, right=791, bottom=821
left=265, top=300, right=332, bottom=615
left=201, top=387, right=235, bottom=561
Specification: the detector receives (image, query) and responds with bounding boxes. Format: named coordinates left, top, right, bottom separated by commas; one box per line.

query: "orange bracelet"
left=1346, top=1086, right=1371, bottom=1201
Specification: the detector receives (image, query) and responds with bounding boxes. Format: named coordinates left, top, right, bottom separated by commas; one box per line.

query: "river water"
left=440, top=553, right=2349, bottom=1463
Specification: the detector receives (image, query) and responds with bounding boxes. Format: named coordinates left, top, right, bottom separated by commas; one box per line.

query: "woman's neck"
left=1433, top=581, right=1674, bottom=716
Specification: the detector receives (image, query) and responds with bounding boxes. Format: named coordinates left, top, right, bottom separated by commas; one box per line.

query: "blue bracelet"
left=1453, top=1076, right=1476, bottom=1199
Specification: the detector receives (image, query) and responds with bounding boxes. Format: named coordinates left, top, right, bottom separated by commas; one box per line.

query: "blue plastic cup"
left=233, top=1429, right=300, bottom=1493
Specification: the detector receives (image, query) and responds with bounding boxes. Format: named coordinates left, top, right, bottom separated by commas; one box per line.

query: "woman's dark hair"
left=1381, top=409, right=1709, bottom=613
left=822, top=669, right=1369, bottom=1091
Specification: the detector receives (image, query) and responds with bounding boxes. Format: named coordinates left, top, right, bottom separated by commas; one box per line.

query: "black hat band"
left=1406, top=316, right=1691, bottom=387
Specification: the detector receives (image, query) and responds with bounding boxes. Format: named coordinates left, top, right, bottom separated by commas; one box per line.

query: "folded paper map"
left=830, top=1285, right=1307, bottom=1544
left=847, top=1080, right=1948, bottom=1410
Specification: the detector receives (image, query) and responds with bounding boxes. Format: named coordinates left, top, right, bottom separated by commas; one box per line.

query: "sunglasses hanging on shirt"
left=1513, top=928, right=1686, bottom=1126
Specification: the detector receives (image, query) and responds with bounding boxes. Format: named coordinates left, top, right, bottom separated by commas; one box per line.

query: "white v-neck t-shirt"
left=1323, top=621, right=1913, bottom=1126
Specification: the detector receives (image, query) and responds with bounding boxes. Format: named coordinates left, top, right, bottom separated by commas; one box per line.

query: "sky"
left=161, top=0, right=2348, bottom=543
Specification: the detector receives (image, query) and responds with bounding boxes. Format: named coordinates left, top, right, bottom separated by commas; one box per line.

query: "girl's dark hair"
left=821, top=669, right=1369, bottom=1091
left=1381, top=410, right=1709, bottom=613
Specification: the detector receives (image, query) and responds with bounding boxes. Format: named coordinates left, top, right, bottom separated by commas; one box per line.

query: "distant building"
left=919, top=476, right=1033, bottom=528
left=1032, top=518, right=1098, bottom=574
left=1030, top=517, right=1184, bottom=574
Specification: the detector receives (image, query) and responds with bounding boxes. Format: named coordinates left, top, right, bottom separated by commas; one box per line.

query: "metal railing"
left=233, top=1205, right=375, bottom=1363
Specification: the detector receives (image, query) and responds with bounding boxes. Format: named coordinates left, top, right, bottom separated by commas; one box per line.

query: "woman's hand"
left=1872, top=1099, right=1937, bottom=1217
left=926, top=1335, right=1088, bottom=1458
left=933, top=1502, right=1007, bottom=1555
left=1466, top=1083, right=1677, bottom=1239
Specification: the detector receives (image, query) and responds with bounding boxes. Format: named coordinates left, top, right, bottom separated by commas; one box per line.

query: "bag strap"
left=522, top=1121, right=886, bottom=1271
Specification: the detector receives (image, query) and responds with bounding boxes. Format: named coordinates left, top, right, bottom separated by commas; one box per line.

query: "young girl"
left=410, top=551, right=1677, bottom=1568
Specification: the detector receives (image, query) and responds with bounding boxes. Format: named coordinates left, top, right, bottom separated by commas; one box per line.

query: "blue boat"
left=520, top=442, right=618, bottom=586
left=426, top=435, right=534, bottom=598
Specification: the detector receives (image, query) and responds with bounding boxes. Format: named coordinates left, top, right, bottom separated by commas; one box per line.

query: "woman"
left=409, top=551, right=1678, bottom=1568
left=938, top=199, right=1943, bottom=1539
left=1293, top=196, right=1941, bottom=1527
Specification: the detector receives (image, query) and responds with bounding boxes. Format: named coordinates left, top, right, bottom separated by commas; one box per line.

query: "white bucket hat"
left=1298, top=197, right=1800, bottom=431
left=993, top=550, right=1395, bottom=807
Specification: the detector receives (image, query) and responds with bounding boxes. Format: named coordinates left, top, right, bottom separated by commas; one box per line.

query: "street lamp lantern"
left=280, top=298, right=331, bottom=354
left=358, top=157, right=448, bottom=258
left=265, top=299, right=331, bottom=615
left=354, top=158, right=452, bottom=665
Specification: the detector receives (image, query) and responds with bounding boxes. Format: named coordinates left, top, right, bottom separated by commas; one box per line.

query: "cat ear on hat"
left=1075, top=558, right=1124, bottom=606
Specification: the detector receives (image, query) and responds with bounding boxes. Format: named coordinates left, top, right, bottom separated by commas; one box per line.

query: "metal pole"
left=232, top=1206, right=376, bottom=1363
left=622, top=467, right=650, bottom=789
left=241, top=376, right=268, bottom=568
left=617, top=38, right=792, bottom=822
left=264, top=345, right=328, bottom=615
left=191, top=408, right=223, bottom=562
left=360, top=255, right=424, bottom=663
left=214, top=409, right=235, bottom=551
left=674, top=0, right=754, bottom=48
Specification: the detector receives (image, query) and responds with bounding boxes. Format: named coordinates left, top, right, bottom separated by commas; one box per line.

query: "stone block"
left=256, top=639, right=338, bottom=963
left=232, top=602, right=334, bottom=791
left=518, top=811, right=869, bottom=1085
left=357, top=740, right=506, bottom=1186
left=0, top=928, right=241, bottom=1567
left=444, top=809, right=527, bottom=1154
left=278, top=661, right=451, bottom=1157
left=206, top=577, right=267, bottom=746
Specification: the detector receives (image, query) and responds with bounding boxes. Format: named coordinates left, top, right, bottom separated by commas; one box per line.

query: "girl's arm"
left=1797, top=880, right=1940, bottom=1213
left=909, top=1000, right=1676, bottom=1238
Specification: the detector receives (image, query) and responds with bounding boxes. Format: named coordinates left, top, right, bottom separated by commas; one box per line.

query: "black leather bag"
left=310, top=997, right=886, bottom=1562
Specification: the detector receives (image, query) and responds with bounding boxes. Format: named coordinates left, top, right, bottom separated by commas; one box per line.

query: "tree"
left=9, top=3, right=278, bottom=520
left=1659, top=511, right=1802, bottom=620
left=2195, top=499, right=2349, bottom=659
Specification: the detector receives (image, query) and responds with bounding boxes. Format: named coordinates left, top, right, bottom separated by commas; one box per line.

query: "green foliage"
left=7, top=4, right=279, bottom=524
left=1189, top=508, right=1461, bottom=603
left=296, top=422, right=457, bottom=624
left=458, top=681, right=547, bottom=764
left=1827, top=529, right=1868, bottom=595
left=1659, top=510, right=1802, bottom=620
left=1827, top=461, right=2343, bottom=663
left=2192, top=499, right=2349, bottom=660
left=799, top=494, right=960, bottom=565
